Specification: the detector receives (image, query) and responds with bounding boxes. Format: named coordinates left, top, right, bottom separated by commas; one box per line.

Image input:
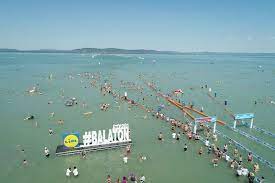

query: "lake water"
left=0, top=52, right=274, bottom=182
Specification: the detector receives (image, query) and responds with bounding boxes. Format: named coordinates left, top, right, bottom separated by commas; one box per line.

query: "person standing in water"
left=122, top=176, right=127, bottom=183
left=212, top=158, right=218, bottom=167
left=205, top=139, right=210, bottom=147
left=44, top=147, right=50, bottom=158
left=239, top=155, right=243, bottom=164
left=23, top=159, right=28, bottom=166
left=73, top=166, right=79, bottom=177
left=233, top=148, right=239, bottom=158
left=176, top=132, right=180, bottom=141
left=140, top=175, right=146, bottom=183
left=106, top=175, right=112, bottom=183
left=116, top=178, right=120, bottom=183
left=184, top=144, right=188, bottom=152
left=172, top=132, right=176, bottom=139
left=198, top=147, right=203, bottom=155
left=158, top=132, right=163, bottom=141
left=247, top=152, right=253, bottom=163
left=49, top=128, right=53, bottom=135
left=66, top=167, right=71, bottom=177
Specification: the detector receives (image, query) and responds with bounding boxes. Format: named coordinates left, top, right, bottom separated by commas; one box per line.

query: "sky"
left=0, top=0, right=275, bottom=52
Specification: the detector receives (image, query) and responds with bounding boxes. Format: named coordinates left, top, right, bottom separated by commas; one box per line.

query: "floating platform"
left=56, top=141, right=132, bottom=156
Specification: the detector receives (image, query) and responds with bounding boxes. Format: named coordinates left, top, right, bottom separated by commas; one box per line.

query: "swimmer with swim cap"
left=23, top=159, right=28, bottom=166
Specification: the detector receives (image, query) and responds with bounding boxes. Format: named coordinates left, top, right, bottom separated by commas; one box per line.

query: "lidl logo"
left=63, top=133, right=79, bottom=148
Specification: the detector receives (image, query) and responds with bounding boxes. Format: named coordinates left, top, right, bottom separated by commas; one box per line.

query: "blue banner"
left=234, top=113, right=254, bottom=120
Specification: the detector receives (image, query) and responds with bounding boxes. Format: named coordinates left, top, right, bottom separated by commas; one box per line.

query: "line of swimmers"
left=153, top=110, right=263, bottom=182
left=106, top=173, right=145, bottom=183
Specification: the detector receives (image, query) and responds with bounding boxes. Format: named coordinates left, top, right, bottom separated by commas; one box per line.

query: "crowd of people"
left=152, top=102, right=263, bottom=182
left=19, top=73, right=267, bottom=183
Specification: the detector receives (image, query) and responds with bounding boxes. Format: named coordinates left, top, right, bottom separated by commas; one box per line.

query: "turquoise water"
left=0, top=52, right=274, bottom=182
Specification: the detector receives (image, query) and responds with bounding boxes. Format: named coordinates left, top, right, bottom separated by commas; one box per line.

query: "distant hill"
left=0, top=48, right=182, bottom=54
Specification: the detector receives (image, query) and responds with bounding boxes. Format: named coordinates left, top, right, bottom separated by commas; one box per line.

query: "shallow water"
left=0, top=52, right=275, bottom=182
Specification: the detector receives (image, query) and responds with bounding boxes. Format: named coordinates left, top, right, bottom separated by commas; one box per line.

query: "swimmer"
left=106, top=175, right=112, bottom=183
left=49, top=112, right=55, bottom=117
left=172, top=132, right=176, bottom=139
left=223, top=144, right=228, bottom=153
left=187, top=131, right=192, bottom=140
left=212, top=133, right=217, bottom=142
left=123, top=155, right=128, bottom=164
left=122, top=176, right=127, bottom=183
left=233, top=148, right=239, bottom=158
left=259, top=176, right=264, bottom=183
left=66, top=167, right=71, bottom=177
left=253, top=163, right=260, bottom=173
left=212, top=158, right=218, bottom=167
left=247, top=152, right=253, bottom=163
left=230, top=160, right=235, bottom=169
left=81, top=150, right=86, bottom=159
left=49, top=128, right=54, bottom=135
left=115, top=178, right=120, bottom=183
left=176, top=132, right=180, bottom=140
left=198, top=147, right=203, bottom=155
left=126, top=145, right=131, bottom=154
left=129, top=173, right=136, bottom=182
left=73, top=166, right=79, bottom=177
left=23, top=159, right=28, bottom=166
left=158, top=132, right=163, bottom=141
left=140, top=175, right=146, bottom=183
left=225, top=154, right=230, bottom=162
left=44, top=147, right=50, bottom=158
left=239, top=155, right=243, bottom=164
left=207, top=146, right=212, bottom=154
left=24, top=115, right=34, bottom=121
left=184, top=144, right=188, bottom=151
left=205, top=139, right=210, bottom=147
left=57, top=120, right=64, bottom=125
left=194, top=134, right=200, bottom=140
left=248, top=172, right=255, bottom=183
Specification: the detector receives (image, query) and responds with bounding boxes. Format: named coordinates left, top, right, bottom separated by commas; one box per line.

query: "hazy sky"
left=1, top=0, right=275, bottom=52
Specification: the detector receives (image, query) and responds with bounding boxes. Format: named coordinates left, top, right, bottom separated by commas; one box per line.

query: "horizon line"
left=0, top=48, right=275, bottom=54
